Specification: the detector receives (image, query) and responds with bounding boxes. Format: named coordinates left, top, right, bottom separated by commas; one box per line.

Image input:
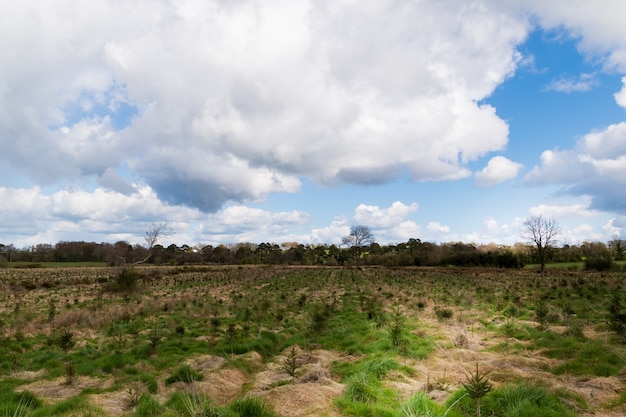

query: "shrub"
left=434, top=306, right=453, bottom=321
left=56, top=329, right=76, bottom=353
left=281, top=346, right=300, bottom=383
left=584, top=255, right=613, bottom=271
left=388, top=308, right=407, bottom=349
left=606, top=290, right=626, bottom=342
left=106, top=267, right=143, bottom=292
left=462, top=364, right=492, bottom=417
left=534, top=297, right=549, bottom=331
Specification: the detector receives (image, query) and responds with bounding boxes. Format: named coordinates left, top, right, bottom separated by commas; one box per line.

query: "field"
left=0, top=265, right=625, bottom=417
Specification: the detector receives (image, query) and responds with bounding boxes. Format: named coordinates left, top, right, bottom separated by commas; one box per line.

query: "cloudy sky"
left=2, top=0, right=626, bottom=248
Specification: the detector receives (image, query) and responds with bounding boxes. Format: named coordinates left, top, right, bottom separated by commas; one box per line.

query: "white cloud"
left=526, top=123, right=626, bottom=214
left=525, top=149, right=594, bottom=185
left=353, top=201, right=419, bottom=228
left=543, top=73, right=598, bottom=93
left=4, top=1, right=626, bottom=247
left=615, top=77, right=626, bottom=108
left=309, top=219, right=351, bottom=246
left=475, top=156, right=523, bottom=187
left=483, top=217, right=499, bottom=231
left=509, top=0, right=626, bottom=71
left=427, top=221, right=450, bottom=233
left=528, top=197, right=599, bottom=219
left=0, top=0, right=527, bottom=211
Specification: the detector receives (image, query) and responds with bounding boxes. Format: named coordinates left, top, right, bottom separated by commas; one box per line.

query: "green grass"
left=335, top=356, right=407, bottom=417
left=400, top=392, right=461, bottom=417
left=447, top=384, right=579, bottom=417
left=135, top=394, right=165, bottom=417
left=0, top=387, right=42, bottom=417
left=165, top=364, right=204, bottom=384
left=1, top=265, right=625, bottom=416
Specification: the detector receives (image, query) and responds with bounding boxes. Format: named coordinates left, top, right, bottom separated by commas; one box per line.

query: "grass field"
left=0, top=265, right=624, bottom=416
left=4, top=261, right=109, bottom=268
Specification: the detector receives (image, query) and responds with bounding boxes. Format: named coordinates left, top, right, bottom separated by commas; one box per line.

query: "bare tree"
left=116, top=222, right=172, bottom=267
left=342, top=225, right=374, bottom=267
left=135, top=222, right=172, bottom=266
left=522, top=215, right=560, bottom=275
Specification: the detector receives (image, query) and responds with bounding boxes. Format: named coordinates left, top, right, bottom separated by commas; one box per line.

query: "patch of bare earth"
left=89, top=391, right=127, bottom=417
left=413, top=314, right=626, bottom=417
left=18, top=375, right=114, bottom=401
left=18, top=375, right=125, bottom=416
left=161, top=353, right=256, bottom=405
left=249, top=348, right=347, bottom=417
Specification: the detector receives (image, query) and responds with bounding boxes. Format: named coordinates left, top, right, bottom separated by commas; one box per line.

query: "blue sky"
left=2, top=1, right=626, bottom=248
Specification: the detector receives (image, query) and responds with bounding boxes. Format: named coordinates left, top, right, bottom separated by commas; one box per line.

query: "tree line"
left=0, top=237, right=623, bottom=270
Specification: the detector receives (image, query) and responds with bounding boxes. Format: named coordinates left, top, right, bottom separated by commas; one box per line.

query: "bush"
left=584, top=255, right=614, bottom=271
left=434, top=306, right=453, bottom=321
left=106, top=267, right=143, bottom=292
left=606, top=290, right=626, bottom=342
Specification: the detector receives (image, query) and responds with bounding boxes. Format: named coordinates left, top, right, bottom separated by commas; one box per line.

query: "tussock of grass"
left=0, top=389, right=41, bottom=417
left=446, top=384, right=579, bottom=417
left=165, top=364, right=203, bottom=384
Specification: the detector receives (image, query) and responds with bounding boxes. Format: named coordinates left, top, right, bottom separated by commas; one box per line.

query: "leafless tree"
left=342, top=225, right=374, bottom=267
left=522, top=215, right=560, bottom=275
left=135, top=222, right=172, bottom=266
left=116, top=222, right=172, bottom=267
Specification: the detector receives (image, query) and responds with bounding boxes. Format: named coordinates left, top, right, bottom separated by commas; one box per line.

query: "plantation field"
left=0, top=265, right=625, bottom=417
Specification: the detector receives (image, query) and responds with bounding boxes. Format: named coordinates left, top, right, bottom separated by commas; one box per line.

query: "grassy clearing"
left=0, top=266, right=624, bottom=416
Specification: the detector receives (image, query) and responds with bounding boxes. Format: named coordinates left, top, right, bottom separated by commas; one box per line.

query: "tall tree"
left=609, top=234, right=626, bottom=261
left=342, top=225, right=374, bottom=267
left=522, top=215, right=560, bottom=275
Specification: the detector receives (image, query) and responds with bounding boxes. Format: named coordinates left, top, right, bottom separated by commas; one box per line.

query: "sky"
left=2, top=0, right=626, bottom=249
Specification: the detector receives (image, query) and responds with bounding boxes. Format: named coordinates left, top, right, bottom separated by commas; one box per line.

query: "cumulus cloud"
left=0, top=184, right=195, bottom=246
left=526, top=123, right=626, bottom=213
left=0, top=184, right=313, bottom=247
left=614, top=77, right=626, bottom=108
left=528, top=197, right=599, bottom=219
left=427, top=221, right=451, bottom=234
left=0, top=0, right=527, bottom=212
left=510, top=0, right=626, bottom=71
left=349, top=201, right=421, bottom=243
left=4, top=0, right=626, bottom=247
left=353, top=201, right=419, bottom=228
left=475, top=156, right=523, bottom=187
